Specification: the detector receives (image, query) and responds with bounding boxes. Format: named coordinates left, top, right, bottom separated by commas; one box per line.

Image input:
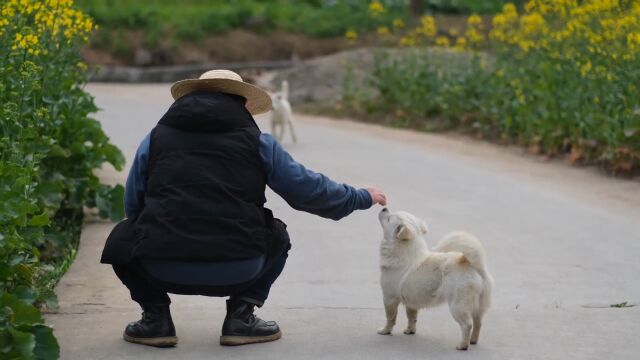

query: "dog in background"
left=377, top=208, right=493, bottom=350
left=270, top=80, right=297, bottom=143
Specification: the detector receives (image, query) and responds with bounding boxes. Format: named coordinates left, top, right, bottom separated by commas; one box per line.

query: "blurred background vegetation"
left=75, top=0, right=639, bottom=174
left=77, top=0, right=517, bottom=65
left=78, top=0, right=511, bottom=39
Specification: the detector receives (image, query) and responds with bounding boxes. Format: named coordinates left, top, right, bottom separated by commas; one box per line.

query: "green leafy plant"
left=1, top=1, right=125, bottom=358
left=346, top=1, right=640, bottom=175
left=76, top=0, right=410, bottom=46
left=425, top=0, right=519, bottom=14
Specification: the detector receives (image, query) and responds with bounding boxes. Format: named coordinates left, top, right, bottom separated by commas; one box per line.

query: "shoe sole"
left=123, top=333, right=178, bottom=347
left=220, top=330, right=282, bottom=346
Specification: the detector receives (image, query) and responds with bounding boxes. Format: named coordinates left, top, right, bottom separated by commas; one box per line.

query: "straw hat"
left=170, top=69, right=272, bottom=115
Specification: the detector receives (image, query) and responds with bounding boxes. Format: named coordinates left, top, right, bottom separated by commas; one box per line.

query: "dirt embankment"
left=82, top=29, right=358, bottom=67
left=81, top=15, right=473, bottom=67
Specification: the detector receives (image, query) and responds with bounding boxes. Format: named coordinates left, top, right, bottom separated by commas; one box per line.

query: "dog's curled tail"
left=436, top=231, right=493, bottom=310
left=436, top=231, right=493, bottom=281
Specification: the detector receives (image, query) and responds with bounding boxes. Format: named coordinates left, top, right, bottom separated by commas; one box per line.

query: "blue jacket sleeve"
left=259, top=133, right=372, bottom=220
left=124, top=133, right=151, bottom=218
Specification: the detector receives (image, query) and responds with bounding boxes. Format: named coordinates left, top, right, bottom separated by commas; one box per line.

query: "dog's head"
left=378, top=208, right=429, bottom=248
left=269, top=80, right=289, bottom=108
left=269, top=92, right=283, bottom=103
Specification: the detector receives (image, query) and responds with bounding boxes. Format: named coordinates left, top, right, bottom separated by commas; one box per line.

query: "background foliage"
left=76, top=0, right=515, bottom=61
left=0, top=1, right=125, bottom=359
left=345, top=0, right=640, bottom=175
left=77, top=0, right=410, bottom=57
left=423, top=0, right=519, bottom=14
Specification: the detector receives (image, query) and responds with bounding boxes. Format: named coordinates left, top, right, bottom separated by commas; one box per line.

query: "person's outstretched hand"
left=367, top=187, right=387, bottom=207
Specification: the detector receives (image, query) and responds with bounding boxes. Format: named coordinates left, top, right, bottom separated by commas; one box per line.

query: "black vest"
left=131, top=91, right=269, bottom=262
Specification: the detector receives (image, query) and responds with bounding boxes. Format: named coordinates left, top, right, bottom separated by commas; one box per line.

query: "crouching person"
left=100, top=70, right=387, bottom=348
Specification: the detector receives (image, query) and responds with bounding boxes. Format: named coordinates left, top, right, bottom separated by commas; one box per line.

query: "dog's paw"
left=377, top=328, right=392, bottom=335
left=403, top=328, right=416, bottom=335
left=470, top=340, right=478, bottom=345
left=456, top=345, right=469, bottom=351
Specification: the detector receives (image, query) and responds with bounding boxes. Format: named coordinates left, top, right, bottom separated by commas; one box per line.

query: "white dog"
left=270, top=80, right=297, bottom=143
left=377, top=208, right=493, bottom=350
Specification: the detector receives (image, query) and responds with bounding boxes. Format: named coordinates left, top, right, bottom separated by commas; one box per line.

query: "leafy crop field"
left=345, top=1, right=640, bottom=175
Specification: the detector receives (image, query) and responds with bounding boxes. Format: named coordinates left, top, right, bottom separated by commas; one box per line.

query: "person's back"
left=136, top=91, right=269, bottom=263
left=101, top=70, right=387, bottom=348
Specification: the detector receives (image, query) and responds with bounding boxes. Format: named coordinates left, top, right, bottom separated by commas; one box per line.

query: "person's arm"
left=260, top=133, right=385, bottom=220
left=124, top=133, right=151, bottom=218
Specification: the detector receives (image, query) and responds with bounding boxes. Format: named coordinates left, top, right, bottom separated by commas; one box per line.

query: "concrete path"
left=46, top=84, right=640, bottom=360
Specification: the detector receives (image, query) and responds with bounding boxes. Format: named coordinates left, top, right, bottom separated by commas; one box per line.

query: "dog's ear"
left=395, top=225, right=412, bottom=241
left=419, top=221, right=429, bottom=235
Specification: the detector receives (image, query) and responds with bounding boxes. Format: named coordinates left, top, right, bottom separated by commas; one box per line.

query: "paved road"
left=46, top=84, right=640, bottom=360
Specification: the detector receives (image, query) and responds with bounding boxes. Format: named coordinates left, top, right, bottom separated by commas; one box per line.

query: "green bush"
left=346, top=1, right=640, bottom=175
left=353, top=47, right=640, bottom=174
left=424, top=0, right=519, bottom=14
left=76, top=0, right=410, bottom=43
left=1, top=1, right=125, bottom=359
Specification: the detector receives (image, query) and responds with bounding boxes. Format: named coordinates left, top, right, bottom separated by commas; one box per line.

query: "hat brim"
left=170, top=78, right=272, bottom=115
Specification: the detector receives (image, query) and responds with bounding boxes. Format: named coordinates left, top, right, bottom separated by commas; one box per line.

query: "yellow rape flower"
left=377, top=26, right=390, bottom=37
left=368, top=1, right=385, bottom=17
left=418, top=15, right=437, bottom=37
left=468, top=14, right=482, bottom=26
left=579, top=61, right=592, bottom=77
left=520, top=13, right=545, bottom=35
left=399, top=36, right=416, bottom=47
left=465, top=14, right=485, bottom=47
left=435, top=36, right=450, bottom=47
left=628, top=32, right=640, bottom=52
left=392, top=18, right=405, bottom=29
left=503, top=3, right=518, bottom=17
left=455, top=37, right=467, bottom=50
left=2, top=0, right=95, bottom=54
left=345, top=30, right=358, bottom=42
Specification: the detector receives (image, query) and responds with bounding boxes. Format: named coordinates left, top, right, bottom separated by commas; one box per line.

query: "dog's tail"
left=281, top=80, right=289, bottom=100
left=436, top=231, right=493, bottom=311
left=435, top=231, right=489, bottom=276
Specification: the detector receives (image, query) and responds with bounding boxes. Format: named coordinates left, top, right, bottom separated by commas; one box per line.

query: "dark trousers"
left=113, top=220, right=290, bottom=307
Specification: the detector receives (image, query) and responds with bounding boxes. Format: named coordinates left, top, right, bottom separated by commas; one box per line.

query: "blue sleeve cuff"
left=357, top=188, right=373, bottom=209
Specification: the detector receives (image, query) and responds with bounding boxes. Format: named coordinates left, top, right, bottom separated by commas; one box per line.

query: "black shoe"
left=123, top=304, right=178, bottom=347
left=220, top=299, right=282, bottom=346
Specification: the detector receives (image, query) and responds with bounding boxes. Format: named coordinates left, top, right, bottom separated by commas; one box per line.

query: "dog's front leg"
left=287, top=118, right=298, bottom=143
left=404, top=307, right=418, bottom=334
left=277, top=119, right=285, bottom=142
left=271, top=118, right=281, bottom=142
left=377, top=298, right=399, bottom=335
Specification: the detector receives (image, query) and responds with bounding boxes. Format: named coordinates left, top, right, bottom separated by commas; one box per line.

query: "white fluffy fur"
left=377, top=209, right=493, bottom=351
left=270, top=80, right=297, bottom=143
